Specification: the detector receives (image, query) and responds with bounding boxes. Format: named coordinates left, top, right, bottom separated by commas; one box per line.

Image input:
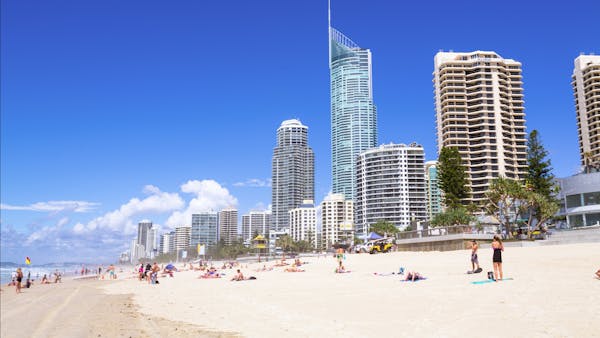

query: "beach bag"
left=487, top=271, right=494, bottom=280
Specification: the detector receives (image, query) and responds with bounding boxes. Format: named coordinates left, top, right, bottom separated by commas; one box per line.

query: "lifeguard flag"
left=25, top=257, right=31, bottom=265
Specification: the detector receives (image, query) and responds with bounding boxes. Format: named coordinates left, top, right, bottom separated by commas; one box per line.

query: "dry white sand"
left=101, top=243, right=600, bottom=337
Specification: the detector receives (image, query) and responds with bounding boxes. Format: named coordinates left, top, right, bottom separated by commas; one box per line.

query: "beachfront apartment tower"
left=191, top=212, right=219, bottom=248
left=159, top=232, right=172, bottom=254
left=329, top=4, right=377, bottom=201
left=174, top=226, right=191, bottom=252
left=320, top=193, right=354, bottom=250
left=572, top=54, right=600, bottom=172
left=425, top=161, right=442, bottom=220
left=434, top=51, right=527, bottom=206
left=219, top=208, right=238, bottom=246
left=137, top=219, right=153, bottom=258
left=289, top=200, right=317, bottom=248
left=271, top=119, right=315, bottom=231
left=241, top=211, right=271, bottom=245
left=355, top=143, right=428, bottom=234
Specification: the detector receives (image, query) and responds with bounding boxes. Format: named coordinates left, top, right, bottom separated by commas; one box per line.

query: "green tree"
left=369, top=220, right=399, bottom=236
left=521, top=191, right=559, bottom=239
left=438, top=147, right=470, bottom=209
left=485, top=178, right=525, bottom=237
left=430, top=207, right=475, bottom=226
left=526, top=130, right=556, bottom=198
left=276, top=235, right=295, bottom=253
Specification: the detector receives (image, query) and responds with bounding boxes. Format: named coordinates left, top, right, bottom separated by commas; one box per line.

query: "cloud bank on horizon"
left=0, top=179, right=239, bottom=263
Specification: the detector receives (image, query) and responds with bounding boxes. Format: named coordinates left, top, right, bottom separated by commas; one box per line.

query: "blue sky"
left=1, top=0, right=598, bottom=263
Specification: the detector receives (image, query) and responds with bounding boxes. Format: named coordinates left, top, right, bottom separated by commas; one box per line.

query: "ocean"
left=0, top=262, right=95, bottom=285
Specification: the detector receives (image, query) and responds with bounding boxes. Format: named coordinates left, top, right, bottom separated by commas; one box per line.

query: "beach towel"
left=471, top=278, right=514, bottom=285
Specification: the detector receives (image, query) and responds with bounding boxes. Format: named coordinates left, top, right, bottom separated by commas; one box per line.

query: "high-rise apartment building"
left=191, top=212, right=219, bottom=247
left=174, top=226, right=191, bottom=252
left=355, top=143, right=428, bottom=234
left=289, top=200, right=317, bottom=248
left=434, top=51, right=527, bottom=205
left=425, top=161, right=442, bottom=220
left=329, top=6, right=377, bottom=200
left=159, top=232, right=171, bottom=254
left=241, top=211, right=271, bottom=244
left=572, top=54, right=600, bottom=170
left=137, top=220, right=154, bottom=258
left=320, top=193, right=353, bottom=250
left=219, top=208, right=238, bottom=246
left=271, top=119, right=315, bottom=231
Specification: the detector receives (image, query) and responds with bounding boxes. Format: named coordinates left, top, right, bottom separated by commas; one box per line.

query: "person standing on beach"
left=470, top=240, right=480, bottom=272
left=492, top=235, right=504, bottom=281
left=15, top=268, right=23, bottom=294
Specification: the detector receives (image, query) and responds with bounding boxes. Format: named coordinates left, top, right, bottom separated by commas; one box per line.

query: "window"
left=566, top=194, right=582, bottom=208
left=583, top=191, right=600, bottom=206
left=568, top=214, right=584, bottom=227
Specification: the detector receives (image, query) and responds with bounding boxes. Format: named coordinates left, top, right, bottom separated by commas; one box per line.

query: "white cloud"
left=166, top=180, right=237, bottom=228
left=232, top=178, right=271, bottom=187
left=143, top=184, right=161, bottom=195
left=73, top=186, right=184, bottom=235
left=1, top=201, right=99, bottom=213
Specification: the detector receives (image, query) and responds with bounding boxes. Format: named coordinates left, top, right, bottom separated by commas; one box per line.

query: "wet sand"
left=0, top=279, right=231, bottom=338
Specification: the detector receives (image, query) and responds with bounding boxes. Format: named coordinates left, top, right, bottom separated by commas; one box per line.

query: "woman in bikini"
left=492, top=235, right=504, bottom=281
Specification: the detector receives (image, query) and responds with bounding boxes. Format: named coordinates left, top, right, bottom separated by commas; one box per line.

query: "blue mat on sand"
left=471, top=278, right=513, bottom=285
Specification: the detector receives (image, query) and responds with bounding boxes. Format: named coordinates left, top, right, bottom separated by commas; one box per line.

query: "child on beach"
left=470, top=240, right=481, bottom=272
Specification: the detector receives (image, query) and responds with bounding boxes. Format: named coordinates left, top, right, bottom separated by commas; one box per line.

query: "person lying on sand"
left=255, top=265, right=273, bottom=272
left=596, top=269, right=600, bottom=279
left=284, top=265, right=305, bottom=272
left=405, top=271, right=425, bottom=281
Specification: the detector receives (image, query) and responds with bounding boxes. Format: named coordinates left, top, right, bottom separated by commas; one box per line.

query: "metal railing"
left=395, top=225, right=479, bottom=240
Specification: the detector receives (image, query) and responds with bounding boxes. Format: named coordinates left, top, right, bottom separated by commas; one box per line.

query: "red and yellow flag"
left=25, top=257, right=31, bottom=265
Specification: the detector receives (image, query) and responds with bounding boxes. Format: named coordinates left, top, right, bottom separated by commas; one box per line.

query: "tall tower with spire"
left=329, top=0, right=377, bottom=201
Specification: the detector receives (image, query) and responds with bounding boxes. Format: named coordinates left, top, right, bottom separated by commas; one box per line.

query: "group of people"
left=469, top=236, right=505, bottom=281
left=138, top=262, right=160, bottom=284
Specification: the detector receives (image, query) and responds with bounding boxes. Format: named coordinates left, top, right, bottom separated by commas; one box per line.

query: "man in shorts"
left=471, top=240, right=481, bottom=272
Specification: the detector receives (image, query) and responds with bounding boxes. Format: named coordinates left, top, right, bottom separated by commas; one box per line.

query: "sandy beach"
left=2, top=242, right=599, bottom=337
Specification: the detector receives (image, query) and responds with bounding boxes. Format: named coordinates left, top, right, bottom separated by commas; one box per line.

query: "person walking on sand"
left=15, top=268, right=23, bottom=294
left=470, top=240, right=480, bottom=272
left=492, top=235, right=504, bottom=281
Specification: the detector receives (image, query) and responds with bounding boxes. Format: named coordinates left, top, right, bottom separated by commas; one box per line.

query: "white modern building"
left=289, top=200, right=317, bottom=248
left=320, top=193, right=354, bottom=249
left=329, top=4, right=377, bottom=200
left=241, top=211, right=271, bottom=245
left=271, top=119, right=315, bottom=231
left=355, top=143, right=428, bottom=234
left=434, top=51, right=528, bottom=206
left=572, top=54, right=600, bottom=171
left=557, top=172, right=600, bottom=227
left=425, top=161, right=442, bottom=220
left=219, top=208, right=238, bottom=246
left=159, top=232, right=171, bottom=254
left=191, top=212, right=219, bottom=247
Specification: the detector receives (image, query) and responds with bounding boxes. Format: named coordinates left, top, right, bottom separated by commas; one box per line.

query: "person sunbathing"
left=284, top=265, right=305, bottom=272
left=405, top=271, right=424, bottom=281
left=41, top=274, right=50, bottom=284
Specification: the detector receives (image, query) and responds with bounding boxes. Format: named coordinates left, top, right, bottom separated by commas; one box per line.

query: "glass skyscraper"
left=329, top=5, right=377, bottom=200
